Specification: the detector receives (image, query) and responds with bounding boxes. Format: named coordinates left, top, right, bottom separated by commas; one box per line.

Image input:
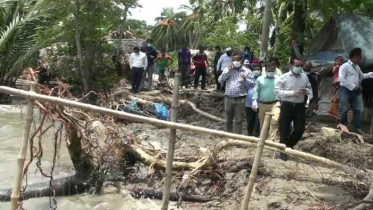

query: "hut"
left=307, top=14, right=373, bottom=123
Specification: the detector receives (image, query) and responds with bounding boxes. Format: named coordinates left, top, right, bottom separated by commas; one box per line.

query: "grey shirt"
left=275, top=71, right=313, bottom=104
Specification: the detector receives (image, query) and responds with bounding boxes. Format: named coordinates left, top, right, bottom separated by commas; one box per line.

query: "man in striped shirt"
left=219, top=54, right=255, bottom=134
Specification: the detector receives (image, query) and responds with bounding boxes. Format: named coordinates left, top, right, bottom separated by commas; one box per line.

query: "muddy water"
left=0, top=106, right=167, bottom=210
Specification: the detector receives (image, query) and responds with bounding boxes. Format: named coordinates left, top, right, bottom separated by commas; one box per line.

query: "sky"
left=129, top=0, right=190, bottom=25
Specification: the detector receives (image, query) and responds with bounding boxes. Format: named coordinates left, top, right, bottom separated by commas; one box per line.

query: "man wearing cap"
left=219, top=54, right=255, bottom=134
left=252, top=61, right=280, bottom=140
left=217, top=47, right=233, bottom=91
left=140, top=39, right=158, bottom=91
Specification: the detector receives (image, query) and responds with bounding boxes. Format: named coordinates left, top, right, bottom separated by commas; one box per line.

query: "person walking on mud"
left=213, top=46, right=223, bottom=91
left=178, top=43, right=192, bottom=88
left=252, top=61, right=280, bottom=141
left=339, top=48, right=373, bottom=134
left=192, top=46, right=209, bottom=90
left=245, top=61, right=261, bottom=137
left=219, top=54, right=255, bottom=134
left=155, top=49, right=173, bottom=82
left=130, top=47, right=148, bottom=93
left=275, top=58, right=312, bottom=161
left=140, top=39, right=158, bottom=91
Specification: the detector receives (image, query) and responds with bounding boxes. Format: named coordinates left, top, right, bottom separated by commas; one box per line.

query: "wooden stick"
left=161, top=73, right=181, bottom=210
left=10, top=83, right=37, bottom=210
left=0, top=86, right=286, bottom=150
left=242, top=113, right=272, bottom=210
left=185, top=101, right=224, bottom=122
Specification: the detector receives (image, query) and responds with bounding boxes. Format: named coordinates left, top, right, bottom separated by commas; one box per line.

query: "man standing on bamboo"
left=252, top=62, right=280, bottom=140
left=219, top=54, right=255, bottom=134
left=130, top=47, right=148, bottom=93
left=275, top=58, right=312, bottom=161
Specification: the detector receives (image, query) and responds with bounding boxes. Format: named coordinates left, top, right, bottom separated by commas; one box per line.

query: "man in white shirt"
left=275, top=58, right=312, bottom=161
left=130, top=47, right=148, bottom=93
left=216, top=47, right=233, bottom=91
left=339, top=48, right=373, bottom=134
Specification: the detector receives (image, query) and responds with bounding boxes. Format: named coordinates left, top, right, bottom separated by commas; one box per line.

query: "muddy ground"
left=109, top=88, right=373, bottom=210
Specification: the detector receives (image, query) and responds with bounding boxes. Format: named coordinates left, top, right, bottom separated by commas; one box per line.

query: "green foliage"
left=0, top=0, right=55, bottom=87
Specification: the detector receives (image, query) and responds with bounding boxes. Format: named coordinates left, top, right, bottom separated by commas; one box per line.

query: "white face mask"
left=304, top=71, right=310, bottom=75
left=233, top=61, right=241, bottom=68
left=253, top=70, right=261, bottom=77
left=267, top=72, right=275, bottom=78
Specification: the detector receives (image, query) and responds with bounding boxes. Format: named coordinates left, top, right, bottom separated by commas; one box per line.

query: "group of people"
left=329, top=48, right=373, bottom=134
left=130, top=41, right=373, bottom=161
left=129, top=40, right=210, bottom=93
left=215, top=46, right=373, bottom=161
left=215, top=49, right=313, bottom=161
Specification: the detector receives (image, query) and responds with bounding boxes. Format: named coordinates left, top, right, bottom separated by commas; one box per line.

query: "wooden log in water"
left=0, top=175, right=90, bottom=202
left=129, top=187, right=212, bottom=203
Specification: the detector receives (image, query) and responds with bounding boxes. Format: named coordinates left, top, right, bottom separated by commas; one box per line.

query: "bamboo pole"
left=161, top=73, right=181, bottom=210
left=10, top=83, right=37, bottom=210
left=242, top=113, right=272, bottom=210
left=0, top=86, right=286, bottom=150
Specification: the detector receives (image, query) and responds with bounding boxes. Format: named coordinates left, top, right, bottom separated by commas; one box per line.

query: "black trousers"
left=245, top=107, right=260, bottom=137
left=214, top=70, right=221, bottom=90
left=194, top=67, right=207, bottom=89
left=132, top=67, right=144, bottom=93
left=279, top=102, right=306, bottom=148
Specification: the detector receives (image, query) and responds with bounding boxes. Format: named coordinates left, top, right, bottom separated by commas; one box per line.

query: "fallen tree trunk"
left=0, top=175, right=90, bottom=202
left=129, top=187, right=212, bottom=203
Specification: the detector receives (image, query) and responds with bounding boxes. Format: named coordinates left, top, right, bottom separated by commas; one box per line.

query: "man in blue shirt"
left=252, top=62, right=281, bottom=140
left=245, top=62, right=261, bottom=136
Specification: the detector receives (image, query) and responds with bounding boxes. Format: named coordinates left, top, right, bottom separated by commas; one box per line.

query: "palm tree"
left=152, top=8, right=186, bottom=50
left=0, top=0, right=52, bottom=93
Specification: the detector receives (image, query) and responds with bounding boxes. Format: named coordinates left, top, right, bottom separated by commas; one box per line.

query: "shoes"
left=355, top=129, right=365, bottom=135
left=279, top=153, right=288, bottom=161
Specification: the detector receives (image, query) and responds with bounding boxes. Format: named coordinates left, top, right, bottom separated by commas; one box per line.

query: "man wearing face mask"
left=245, top=63, right=261, bottom=137
left=242, top=47, right=254, bottom=64
left=130, top=47, right=148, bottom=93
left=261, top=57, right=282, bottom=77
left=217, top=48, right=233, bottom=91
left=303, top=61, right=318, bottom=115
left=140, top=39, right=158, bottom=91
left=339, top=48, right=373, bottom=134
left=219, top=55, right=255, bottom=134
left=275, top=58, right=312, bottom=161
left=252, top=62, right=280, bottom=140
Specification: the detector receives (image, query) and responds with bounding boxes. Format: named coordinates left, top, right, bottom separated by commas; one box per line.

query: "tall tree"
left=259, top=0, right=272, bottom=61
